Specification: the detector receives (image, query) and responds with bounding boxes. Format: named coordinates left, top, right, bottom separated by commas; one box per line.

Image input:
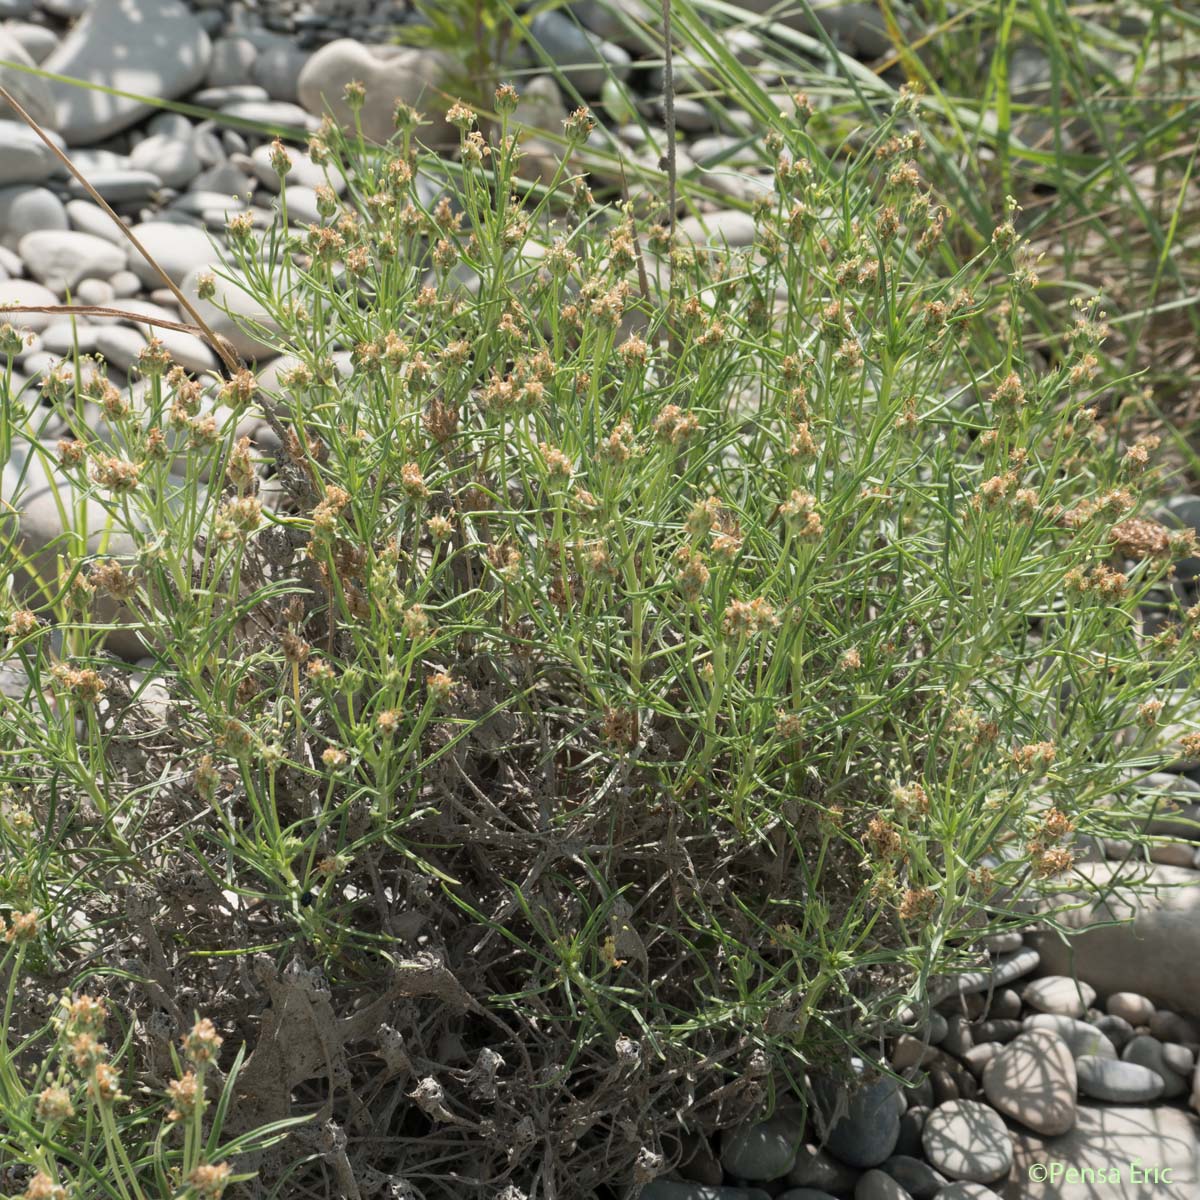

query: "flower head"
left=183, top=1017, right=223, bottom=1065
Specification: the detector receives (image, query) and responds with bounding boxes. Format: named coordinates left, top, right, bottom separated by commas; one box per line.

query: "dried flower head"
left=187, top=1162, right=233, bottom=1199
left=89, top=560, right=135, bottom=601
left=403, top=605, right=430, bottom=639
left=722, top=597, right=779, bottom=638
left=494, top=82, right=519, bottom=113
left=601, top=706, right=638, bottom=749
left=1032, top=847, right=1074, bottom=878
left=35, top=1086, right=74, bottom=1123
left=268, top=138, right=292, bottom=177
left=865, top=816, right=903, bottom=859
left=1011, top=741, right=1057, bottom=773
left=183, top=1017, right=223, bottom=1065
left=1110, top=517, right=1171, bottom=560
left=446, top=100, right=475, bottom=130
left=4, top=609, right=39, bottom=638
left=538, top=443, right=572, bottom=478
left=135, top=337, right=172, bottom=376
left=427, top=512, right=454, bottom=541
left=989, top=372, right=1026, bottom=414
left=50, top=665, right=105, bottom=704
left=320, top=748, right=348, bottom=772
left=426, top=672, right=456, bottom=705
left=1040, top=807, right=1075, bottom=839
left=674, top=546, right=710, bottom=602
left=653, top=404, right=699, bottom=444
left=215, top=495, right=262, bottom=540
left=779, top=489, right=823, bottom=540
left=89, top=1061, right=124, bottom=1105
left=281, top=632, right=310, bottom=666
left=401, top=462, right=429, bottom=498
left=68, top=1032, right=103, bottom=1070
left=897, top=887, right=936, bottom=922
left=393, top=100, right=421, bottom=132
left=563, top=107, right=597, bottom=141
left=91, top=455, right=140, bottom=493
left=22, top=1171, right=67, bottom=1200
left=167, top=1070, right=200, bottom=1121
left=57, top=438, right=86, bottom=467
left=891, top=781, right=929, bottom=817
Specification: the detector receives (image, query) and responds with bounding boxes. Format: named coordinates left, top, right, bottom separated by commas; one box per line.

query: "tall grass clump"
left=657, top=0, right=1200, bottom=422
left=0, top=79, right=1197, bottom=1198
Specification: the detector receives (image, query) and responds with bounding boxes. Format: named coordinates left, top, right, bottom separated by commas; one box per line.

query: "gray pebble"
left=640, top=1183, right=771, bottom=1200
left=1106, top=992, right=1155, bottom=1026
left=108, top=270, right=142, bottom=298
left=920, top=1101, right=1012, bottom=1184
left=41, top=320, right=98, bottom=355
left=1121, top=1035, right=1187, bottom=1098
left=168, top=191, right=248, bottom=218
left=853, top=1170, right=912, bottom=1200
left=968, top=1019, right=1021, bottom=1044
left=786, top=1143, right=860, bottom=1193
left=148, top=112, right=195, bottom=141
left=893, top=1107, right=927, bottom=1160
left=1091, top=1014, right=1134, bottom=1053
left=1149, top=1010, right=1200, bottom=1044
left=899, top=1067, right=933, bottom=1109
left=248, top=142, right=343, bottom=193
left=68, top=170, right=163, bottom=206
left=961, top=1043, right=1002, bottom=1078
left=65, top=200, right=129, bottom=247
left=4, top=21, right=59, bottom=63
left=23, top=350, right=55, bottom=376
left=221, top=128, right=249, bottom=156
left=1022, top=1013, right=1119, bottom=1060
left=527, top=10, right=632, bottom=94
left=822, top=1074, right=902, bottom=1168
left=218, top=100, right=318, bottom=130
left=880, top=1155, right=945, bottom=1199
left=252, top=40, right=309, bottom=102
left=0, top=120, right=60, bottom=186
left=986, top=989, right=1022, bottom=1021
left=193, top=8, right=224, bottom=35
left=942, top=1015, right=973, bottom=1058
left=1163, top=1041, right=1194, bottom=1075
left=0, top=185, right=67, bottom=252
left=193, top=84, right=271, bottom=109
left=19, top=230, right=125, bottom=294
left=1075, top=1055, right=1164, bottom=1103
left=208, top=37, right=258, bottom=88
left=129, top=135, right=202, bottom=190
left=191, top=161, right=256, bottom=200
left=192, top=125, right=226, bottom=167
left=678, top=208, right=758, bottom=248
left=954, top=947, right=1042, bottom=999
left=719, top=1108, right=804, bottom=1182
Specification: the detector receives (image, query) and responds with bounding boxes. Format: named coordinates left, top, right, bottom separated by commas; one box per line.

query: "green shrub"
left=0, top=82, right=1195, bottom=1197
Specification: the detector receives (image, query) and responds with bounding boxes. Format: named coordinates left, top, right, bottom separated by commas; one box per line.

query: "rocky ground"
left=654, top=913, right=1200, bottom=1200
left=2, top=2, right=1200, bottom=1199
